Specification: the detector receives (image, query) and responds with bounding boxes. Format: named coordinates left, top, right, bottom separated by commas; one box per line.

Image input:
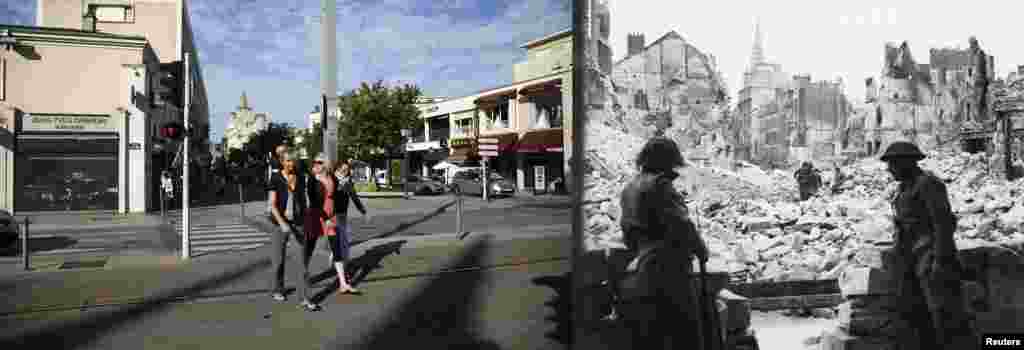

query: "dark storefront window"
left=18, top=155, right=118, bottom=211
left=16, top=136, right=118, bottom=212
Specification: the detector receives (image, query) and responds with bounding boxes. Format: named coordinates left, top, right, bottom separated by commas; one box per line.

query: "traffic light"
left=159, top=121, right=187, bottom=140
left=156, top=61, right=184, bottom=108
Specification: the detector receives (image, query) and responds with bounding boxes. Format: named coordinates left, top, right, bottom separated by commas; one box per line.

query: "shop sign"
left=450, top=138, right=476, bottom=147
left=406, top=141, right=442, bottom=152
left=22, top=114, right=116, bottom=133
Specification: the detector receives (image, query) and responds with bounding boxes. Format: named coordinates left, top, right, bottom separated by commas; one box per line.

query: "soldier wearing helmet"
left=618, top=136, right=709, bottom=349
left=882, top=141, right=977, bottom=349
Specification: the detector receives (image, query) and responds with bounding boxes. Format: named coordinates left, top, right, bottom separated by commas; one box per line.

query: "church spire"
left=749, top=17, right=765, bottom=68
left=239, top=91, right=250, bottom=111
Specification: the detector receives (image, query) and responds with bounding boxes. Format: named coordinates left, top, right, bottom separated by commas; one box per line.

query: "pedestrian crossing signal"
left=159, top=121, right=187, bottom=140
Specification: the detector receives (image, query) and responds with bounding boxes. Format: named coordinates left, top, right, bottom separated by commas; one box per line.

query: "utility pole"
left=182, top=52, right=192, bottom=260
left=321, top=0, right=338, bottom=163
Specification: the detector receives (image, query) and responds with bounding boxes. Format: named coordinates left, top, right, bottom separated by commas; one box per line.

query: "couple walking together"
left=268, top=150, right=371, bottom=312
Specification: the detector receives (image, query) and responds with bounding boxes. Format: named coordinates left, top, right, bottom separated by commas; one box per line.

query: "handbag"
left=303, top=208, right=322, bottom=242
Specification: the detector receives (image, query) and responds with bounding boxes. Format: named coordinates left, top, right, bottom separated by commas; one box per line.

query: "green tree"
left=243, top=122, right=294, bottom=165
left=336, top=80, right=423, bottom=163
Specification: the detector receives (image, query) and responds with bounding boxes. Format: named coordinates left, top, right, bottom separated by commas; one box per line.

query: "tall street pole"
left=321, top=0, right=338, bottom=163
left=182, top=52, right=192, bottom=260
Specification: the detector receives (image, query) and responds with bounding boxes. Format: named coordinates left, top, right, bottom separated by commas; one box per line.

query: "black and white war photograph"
left=0, top=0, right=573, bottom=349
left=577, top=0, right=1024, bottom=349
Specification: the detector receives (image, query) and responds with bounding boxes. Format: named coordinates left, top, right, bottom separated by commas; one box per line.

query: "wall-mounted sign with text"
left=21, top=114, right=116, bottom=133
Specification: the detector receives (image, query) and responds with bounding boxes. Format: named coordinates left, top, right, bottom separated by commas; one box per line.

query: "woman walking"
left=618, top=136, right=709, bottom=349
left=331, top=160, right=370, bottom=293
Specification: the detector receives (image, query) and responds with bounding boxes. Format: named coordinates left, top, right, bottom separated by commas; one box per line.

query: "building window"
left=533, top=101, right=562, bottom=129
left=453, top=118, right=473, bottom=137
left=486, top=101, right=509, bottom=129
left=91, top=4, right=134, bottom=23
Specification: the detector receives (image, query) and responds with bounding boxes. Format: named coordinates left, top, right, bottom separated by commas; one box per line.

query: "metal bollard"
left=22, top=217, right=30, bottom=271
left=239, top=183, right=245, bottom=219
left=160, top=189, right=166, bottom=218
left=455, top=187, right=466, bottom=239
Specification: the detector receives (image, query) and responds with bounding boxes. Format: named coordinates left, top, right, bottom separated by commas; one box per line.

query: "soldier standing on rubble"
left=882, top=141, right=978, bottom=350
left=618, top=136, right=709, bottom=349
left=794, top=161, right=822, bottom=200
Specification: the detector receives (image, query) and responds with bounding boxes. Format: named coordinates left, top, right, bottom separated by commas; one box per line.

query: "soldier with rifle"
left=882, top=141, right=977, bottom=350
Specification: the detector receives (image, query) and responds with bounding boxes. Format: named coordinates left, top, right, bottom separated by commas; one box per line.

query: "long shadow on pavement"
left=307, top=240, right=408, bottom=304
left=0, top=254, right=273, bottom=349
left=324, top=237, right=501, bottom=350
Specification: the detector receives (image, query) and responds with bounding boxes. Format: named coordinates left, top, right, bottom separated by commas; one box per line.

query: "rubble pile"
left=817, top=243, right=915, bottom=349
left=585, top=129, right=1024, bottom=282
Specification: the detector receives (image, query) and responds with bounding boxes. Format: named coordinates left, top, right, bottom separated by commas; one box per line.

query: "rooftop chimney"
left=627, top=33, right=645, bottom=57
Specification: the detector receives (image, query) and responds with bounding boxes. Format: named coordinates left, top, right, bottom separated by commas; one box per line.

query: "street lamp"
left=400, top=128, right=411, bottom=199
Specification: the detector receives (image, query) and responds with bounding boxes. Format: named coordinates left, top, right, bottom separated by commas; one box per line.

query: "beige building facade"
left=0, top=0, right=209, bottom=214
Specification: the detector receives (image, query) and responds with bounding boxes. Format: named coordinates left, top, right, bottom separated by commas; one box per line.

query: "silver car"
left=450, top=170, right=516, bottom=197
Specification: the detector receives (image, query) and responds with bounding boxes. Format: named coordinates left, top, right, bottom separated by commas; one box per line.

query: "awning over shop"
left=518, top=79, right=562, bottom=96
left=448, top=147, right=478, bottom=162
left=515, top=128, right=563, bottom=153
left=478, top=132, right=518, bottom=152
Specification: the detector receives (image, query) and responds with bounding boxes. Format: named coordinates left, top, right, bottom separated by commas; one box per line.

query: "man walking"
left=793, top=161, right=822, bottom=201
left=882, top=141, right=977, bottom=350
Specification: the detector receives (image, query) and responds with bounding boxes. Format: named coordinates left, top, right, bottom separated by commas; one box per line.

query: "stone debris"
left=584, top=130, right=1024, bottom=283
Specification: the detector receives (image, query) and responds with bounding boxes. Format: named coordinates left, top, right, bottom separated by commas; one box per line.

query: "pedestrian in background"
left=794, top=161, right=822, bottom=201
left=267, top=152, right=304, bottom=304
left=617, top=136, right=709, bottom=350
left=332, top=160, right=370, bottom=293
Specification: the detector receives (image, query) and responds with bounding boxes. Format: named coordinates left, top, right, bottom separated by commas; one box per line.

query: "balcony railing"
left=451, top=127, right=475, bottom=139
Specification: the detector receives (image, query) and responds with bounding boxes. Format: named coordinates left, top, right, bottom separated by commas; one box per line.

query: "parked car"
left=0, top=209, right=18, bottom=249
left=405, top=175, right=446, bottom=195
left=450, top=170, right=516, bottom=197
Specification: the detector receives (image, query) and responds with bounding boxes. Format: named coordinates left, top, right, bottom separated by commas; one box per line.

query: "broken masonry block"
left=818, top=329, right=904, bottom=350
left=839, top=266, right=898, bottom=298
left=718, top=288, right=751, bottom=332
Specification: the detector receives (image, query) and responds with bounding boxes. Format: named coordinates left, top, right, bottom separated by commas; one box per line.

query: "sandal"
left=271, top=292, right=286, bottom=302
left=300, top=300, right=321, bottom=312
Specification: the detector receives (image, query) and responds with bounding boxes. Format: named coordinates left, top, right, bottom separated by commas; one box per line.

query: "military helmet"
left=879, top=141, right=925, bottom=162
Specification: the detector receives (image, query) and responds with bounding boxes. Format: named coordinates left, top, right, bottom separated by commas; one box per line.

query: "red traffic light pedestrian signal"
left=159, top=122, right=187, bottom=140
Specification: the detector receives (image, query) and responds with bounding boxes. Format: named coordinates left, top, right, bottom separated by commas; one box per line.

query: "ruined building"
left=736, top=18, right=791, bottom=161
left=610, top=30, right=728, bottom=152
left=862, top=37, right=995, bottom=155
left=736, top=19, right=850, bottom=167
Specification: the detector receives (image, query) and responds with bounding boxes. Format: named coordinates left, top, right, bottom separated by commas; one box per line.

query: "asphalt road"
left=0, top=197, right=570, bottom=266
left=3, top=253, right=570, bottom=350
left=350, top=205, right=571, bottom=241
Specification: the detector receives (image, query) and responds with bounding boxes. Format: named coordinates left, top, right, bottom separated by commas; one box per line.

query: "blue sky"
left=1, top=0, right=571, bottom=142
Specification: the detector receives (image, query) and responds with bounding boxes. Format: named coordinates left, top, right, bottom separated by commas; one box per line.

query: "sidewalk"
left=0, top=226, right=570, bottom=316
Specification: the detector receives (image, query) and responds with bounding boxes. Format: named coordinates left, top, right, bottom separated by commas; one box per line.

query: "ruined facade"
left=861, top=38, right=996, bottom=156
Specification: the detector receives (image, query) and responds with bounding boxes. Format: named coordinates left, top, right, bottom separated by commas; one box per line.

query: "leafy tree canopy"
left=337, top=80, right=423, bottom=162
